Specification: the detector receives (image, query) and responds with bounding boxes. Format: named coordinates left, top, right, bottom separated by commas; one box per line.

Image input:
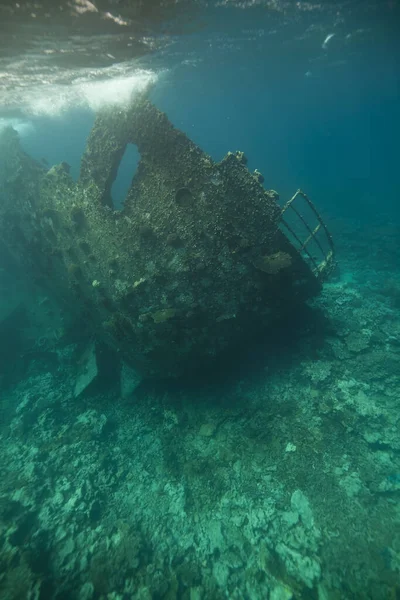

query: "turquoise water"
left=0, top=2, right=400, bottom=599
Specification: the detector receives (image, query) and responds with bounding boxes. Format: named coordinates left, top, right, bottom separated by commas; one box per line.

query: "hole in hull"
left=111, top=143, right=140, bottom=210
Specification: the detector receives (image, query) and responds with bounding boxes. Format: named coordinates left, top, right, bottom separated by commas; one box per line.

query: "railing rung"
left=279, top=189, right=335, bottom=279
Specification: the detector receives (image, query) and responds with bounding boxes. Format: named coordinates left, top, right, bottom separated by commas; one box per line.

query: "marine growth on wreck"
left=0, top=94, right=334, bottom=381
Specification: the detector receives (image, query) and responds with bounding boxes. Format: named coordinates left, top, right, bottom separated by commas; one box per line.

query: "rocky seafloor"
left=0, top=223, right=400, bottom=600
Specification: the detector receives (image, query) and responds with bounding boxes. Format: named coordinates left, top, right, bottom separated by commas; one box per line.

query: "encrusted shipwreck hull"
left=0, top=97, right=328, bottom=378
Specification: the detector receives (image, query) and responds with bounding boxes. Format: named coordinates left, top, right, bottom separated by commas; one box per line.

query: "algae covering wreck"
left=0, top=95, right=335, bottom=380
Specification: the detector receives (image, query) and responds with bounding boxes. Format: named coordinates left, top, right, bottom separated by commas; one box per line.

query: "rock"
left=74, top=341, right=98, bottom=398
left=199, top=423, right=216, bottom=437
left=79, top=582, right=94, bottom=600
left=120, top=361, right=142, bottom=398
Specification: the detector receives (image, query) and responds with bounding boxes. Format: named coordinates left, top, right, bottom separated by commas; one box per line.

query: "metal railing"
left=280, top=189, right=335, bottom=279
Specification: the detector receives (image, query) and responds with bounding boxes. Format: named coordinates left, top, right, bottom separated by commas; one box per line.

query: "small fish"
left=41, top=157, right=49, bottom=165
left=322, top=33, right=335, bottom=50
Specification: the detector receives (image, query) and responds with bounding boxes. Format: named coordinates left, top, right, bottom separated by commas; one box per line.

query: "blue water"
left=20, top=37, right=400, bottom=225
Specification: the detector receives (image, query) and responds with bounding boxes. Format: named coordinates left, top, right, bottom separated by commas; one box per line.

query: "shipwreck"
left=0, top=95, right=335, bottom=384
